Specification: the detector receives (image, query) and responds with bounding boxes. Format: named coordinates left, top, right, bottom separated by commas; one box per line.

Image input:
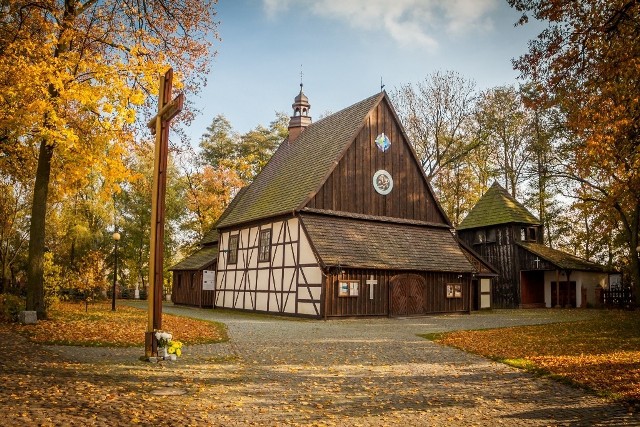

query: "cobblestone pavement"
left=3, top=306, right=639, bottom=426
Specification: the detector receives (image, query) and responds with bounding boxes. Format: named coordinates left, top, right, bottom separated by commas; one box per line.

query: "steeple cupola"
left=288, top=83, right=312, bottom=141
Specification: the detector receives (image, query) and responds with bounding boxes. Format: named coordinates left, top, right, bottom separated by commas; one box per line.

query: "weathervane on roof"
left=380, top=77, right=385, bottom=92
left=300, top=64, right=304, bottom=89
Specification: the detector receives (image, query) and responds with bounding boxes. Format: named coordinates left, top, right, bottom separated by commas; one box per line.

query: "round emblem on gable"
left=373, top=170, right=393, bottom=195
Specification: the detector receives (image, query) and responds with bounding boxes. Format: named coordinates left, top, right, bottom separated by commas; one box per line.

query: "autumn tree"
left=391, top=71, right=479, bottom=181
left=117, top=142, right=187, bottom=298
left=509, top=0, right=640, bottom=301
left=476, top=86, right=532, bottom=199
left=392, top=71, right=486, bottom=222
left=199, top=112, right=288, bottom=182
left=0, top=1, right=218, bottom=318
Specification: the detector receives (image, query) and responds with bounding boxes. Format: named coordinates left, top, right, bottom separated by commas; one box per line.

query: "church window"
left=258, top=229, right=271, bottom=262
left=228, top=235, right=239, bottom=265
left=473, top=230, right=486, bottom=244
left=486, top=229, right=497, bottom=243
left=521, top=227, right=537, bottom=242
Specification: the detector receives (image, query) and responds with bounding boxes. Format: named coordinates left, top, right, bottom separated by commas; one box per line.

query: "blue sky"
left=185, top=0, right=543, bottom=142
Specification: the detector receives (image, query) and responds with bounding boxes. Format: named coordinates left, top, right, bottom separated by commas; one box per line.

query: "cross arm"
left=147, top=93, right=185, bottom=134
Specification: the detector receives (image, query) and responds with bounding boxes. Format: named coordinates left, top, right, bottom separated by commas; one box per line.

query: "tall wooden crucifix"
left=145, top=68, right=184, bottom=357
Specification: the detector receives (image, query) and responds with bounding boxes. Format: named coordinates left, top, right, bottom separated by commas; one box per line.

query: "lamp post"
left=112, top=232, right=121, bottom=311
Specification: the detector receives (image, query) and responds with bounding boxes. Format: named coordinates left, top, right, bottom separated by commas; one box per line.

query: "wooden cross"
left=145, top=68, right=184, bottom=357
left=366, top=275, right=378, bottom=300
left=534, top=257, right=541, bottom=269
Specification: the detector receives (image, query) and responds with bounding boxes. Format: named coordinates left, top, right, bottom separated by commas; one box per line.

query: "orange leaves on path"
left=433, top=310, right=640, bottom=402
left=13, top=302, right=227, bottom=347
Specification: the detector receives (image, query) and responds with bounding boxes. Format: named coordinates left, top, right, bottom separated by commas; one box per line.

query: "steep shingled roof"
left=168, top=245, right=218, bottom=271
left=216, top=93, right=384, bottom=229
left=517, top=242, right=607, bottom=272
left=200, top=187, right=248, bottom=245
left=300, top=213, right=474, bottom=272
left=458, top=181, right=539, bottom=230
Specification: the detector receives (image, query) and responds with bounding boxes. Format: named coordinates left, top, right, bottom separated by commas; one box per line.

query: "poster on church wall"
left=339, top=282, right=349, bottom=297
left=446, top=283, right=462, bottom=298
left=349, top=282, right=359, bottom=296
left=338, top=280, right=360, bottom=297
left=203, top=270, right=216, bottom=290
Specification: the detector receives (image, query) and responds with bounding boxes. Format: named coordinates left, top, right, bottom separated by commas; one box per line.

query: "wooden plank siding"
left=172, top=263, right=216, bottom=308
left=323, top=268, right=471, bottom=317
left=458, top=224, right=521, bottom=308
left=305, top=99, right=446, bottom=224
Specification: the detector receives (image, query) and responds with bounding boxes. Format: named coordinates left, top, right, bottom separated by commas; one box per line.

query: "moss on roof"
left=517, top=242, right=607, bottom=272
left=169, top=245, right=218, bottom=271
left=458, top=181, right=539, bottom=230
left=300, top=213, right=474, bottom=272
left=216, top=93, right=384, bottom=229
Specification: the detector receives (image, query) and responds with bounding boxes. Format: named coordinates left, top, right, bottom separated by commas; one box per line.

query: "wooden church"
left=203, top=85, right=493, bottom=318
left=457, top=182, right=608, bottom=309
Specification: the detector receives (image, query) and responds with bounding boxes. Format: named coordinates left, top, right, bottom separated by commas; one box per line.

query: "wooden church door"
left=390, top=274, right=426, bottom=316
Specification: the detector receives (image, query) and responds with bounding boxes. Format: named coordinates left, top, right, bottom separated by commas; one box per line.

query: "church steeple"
left=288, top=83, right=312, bottom=141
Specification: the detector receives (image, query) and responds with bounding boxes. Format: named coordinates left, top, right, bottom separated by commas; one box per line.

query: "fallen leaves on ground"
left=11, top=301, right=228, bottom=346
left=431, top=310, right=640, bottom=402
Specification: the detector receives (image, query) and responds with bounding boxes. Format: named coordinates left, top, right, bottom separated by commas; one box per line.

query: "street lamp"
left=112, top=232, right=121, bottom=311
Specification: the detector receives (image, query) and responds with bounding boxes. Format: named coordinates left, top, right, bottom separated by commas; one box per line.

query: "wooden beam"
left=147, top=93, right=185, bottom=133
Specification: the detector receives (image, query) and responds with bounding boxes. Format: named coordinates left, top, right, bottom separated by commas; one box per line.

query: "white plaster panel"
left=248, top=226, right=258, bottom=249
left=283, top=268, right=296, bottom=292
left=301, top=266, right=322, bottom=285
left=283, top=294, right=295, bottom=313
left=220, top=291, right=231, bottom=308
left=256, top=293, right=268, bottom=311
left=240, top=228, right=250, bottom=249
left=234, top=271, right=244, bottom=291
left=297, top=302, right=318, bottom=316
left=246, top=292, right=256, bottom=310
left=256, top=269, right=270, bottom=291
left=298, top=286, right=321, bottom=301
left=273, top=221, right=285, bottom=244
left=284, top=243, right=296, bottom=266
left=271, top=269, right=283, bottom=292
left=248, top=246, right=258, bottom=268
left=481, top=294, right=491, bottom=309
left=299, top=230, right=318, bottom=264
left=244, top=272, right=255, bottom=292
left=288, top=218, right=299, bottom=240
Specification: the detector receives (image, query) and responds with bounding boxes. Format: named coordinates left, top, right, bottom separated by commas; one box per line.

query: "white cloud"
left=262, top=0, right=499, bottom=50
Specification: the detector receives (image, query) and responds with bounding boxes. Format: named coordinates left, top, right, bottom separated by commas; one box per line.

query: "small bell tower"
left=288, top=83, right=311, bottom=141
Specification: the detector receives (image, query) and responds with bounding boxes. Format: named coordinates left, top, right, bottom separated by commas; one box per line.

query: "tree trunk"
left=26, top=139, right=53, bottom=319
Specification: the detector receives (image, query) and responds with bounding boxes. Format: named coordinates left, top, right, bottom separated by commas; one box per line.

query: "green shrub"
left=0, top=293, right=25, bottom=322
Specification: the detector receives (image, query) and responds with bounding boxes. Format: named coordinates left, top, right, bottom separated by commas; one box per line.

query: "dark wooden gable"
left=305, top=96, right=448, bottom=224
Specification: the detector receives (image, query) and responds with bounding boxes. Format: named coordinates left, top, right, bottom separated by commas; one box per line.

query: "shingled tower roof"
left=458, top=181, right=539, bottom=230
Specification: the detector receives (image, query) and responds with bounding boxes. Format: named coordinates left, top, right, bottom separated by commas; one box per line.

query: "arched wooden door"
left=390, top=274, right=426, bottom=316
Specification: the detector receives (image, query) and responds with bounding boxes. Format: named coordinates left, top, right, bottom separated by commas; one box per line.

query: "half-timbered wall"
left=459, top=224, right=521, bottom=308
left=216, top=217, right=323, bottom=317
left=324, top=269, right=471, bottom=317
left=172, top=263, right=216, bottom=308
left=306, top=99, right=447, bottom=224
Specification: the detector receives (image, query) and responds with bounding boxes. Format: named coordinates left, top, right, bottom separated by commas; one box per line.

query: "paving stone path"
left=2, top=306, right=639, bottom=426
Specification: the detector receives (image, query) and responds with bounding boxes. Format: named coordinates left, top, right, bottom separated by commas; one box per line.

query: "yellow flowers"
left=167, top=340, right=183, bottom=357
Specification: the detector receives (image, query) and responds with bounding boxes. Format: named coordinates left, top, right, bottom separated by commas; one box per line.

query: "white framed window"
left=258, top=229, right=271, bottom=262
left=227, top=235, right=239, bottom=265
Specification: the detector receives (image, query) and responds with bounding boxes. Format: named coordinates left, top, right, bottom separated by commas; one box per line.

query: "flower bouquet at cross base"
left=154, top=331, right=183, bottom=359
left=155, top=331, right=172, bottom=348
left=167, top=340, right=183, bottom=357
